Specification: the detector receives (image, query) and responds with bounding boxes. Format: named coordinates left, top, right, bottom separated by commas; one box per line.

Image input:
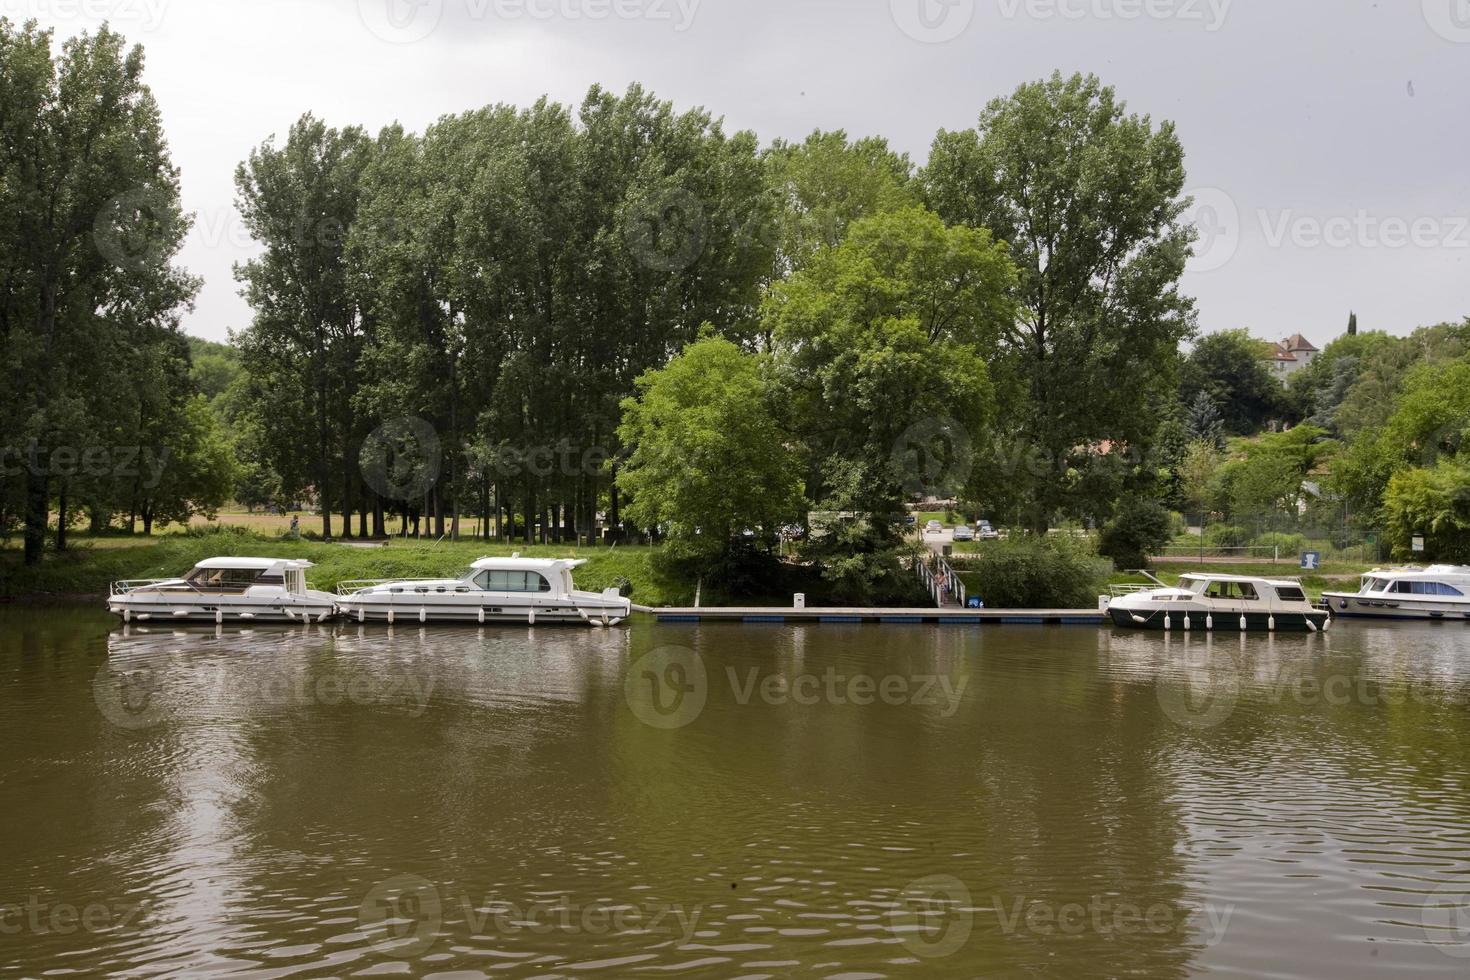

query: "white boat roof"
left=192, top=557, right=315, bottom=571
left=1367, top=565, right=1470, bottom=577
left=1176, top=573, right=1302, bottom=587
left=468, top=556, right=587, bottom=572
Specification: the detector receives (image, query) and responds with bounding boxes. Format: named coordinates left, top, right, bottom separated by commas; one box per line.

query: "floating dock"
left=632, top=606, right=1107, bottom=626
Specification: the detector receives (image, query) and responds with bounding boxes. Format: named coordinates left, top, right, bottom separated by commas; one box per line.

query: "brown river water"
left=2, top=606, right=1469, bottom=977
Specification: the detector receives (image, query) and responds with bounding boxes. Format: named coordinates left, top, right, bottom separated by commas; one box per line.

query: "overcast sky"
left=11, top=0, right=1470, bottom=346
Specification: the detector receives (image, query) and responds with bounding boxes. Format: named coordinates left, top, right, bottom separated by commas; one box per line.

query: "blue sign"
left=967, top=597, right=985, bottom=609
left=1301, top=551, right=1322, bottom=571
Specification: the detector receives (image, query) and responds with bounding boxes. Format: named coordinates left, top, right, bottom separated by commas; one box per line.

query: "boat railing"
left=336, top=579, right=405, bottom=597
left=1109, top=584, right=1156, bottom=598
left=111, top=579, right=174, bottom=597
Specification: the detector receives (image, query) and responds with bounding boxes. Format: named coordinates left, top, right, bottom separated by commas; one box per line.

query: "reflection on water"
left=1, top=607, right=1469, bottom=977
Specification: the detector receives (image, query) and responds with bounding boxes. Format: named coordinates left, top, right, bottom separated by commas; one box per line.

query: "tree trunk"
left=55, top=484, right=68, bottom=552
left=23, top=468, right=47, bottom=566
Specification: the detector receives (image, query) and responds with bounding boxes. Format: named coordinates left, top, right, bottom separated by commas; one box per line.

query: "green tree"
left=616, top=335, right=804, bottom=567
left=0, top=22, right=196, bottom=562
left=1180, top=329, right=1283, bottom=435
left=923, top=72, right=1195, bottom=531
left=1383, top=460, right=1470, bottom=562
left=235, top=115, right=373, bottom=540
left=765, top=206, right=1016, bottom=598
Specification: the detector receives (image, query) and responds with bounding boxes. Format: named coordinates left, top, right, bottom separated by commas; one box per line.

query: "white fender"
left=528, top=607, right=536, bottom=626
left=174, top=610, right=189, bottom=618
left=358, top=607, right=365, bottom=624
left=1240, top=615, right=1248, bottom=632
left=387, top=608, right=395, bottom=625
left=284, top=608, right=296, bottom=621
left=478, top=607, right=485, bottom=625
left=419, top=607, right=427, bottom=624
left=138, top=613, right=151, bottom=621
left=1164, top=614, right=1171, bottom=631
left=123, top=608, right=131, bottom=623
left=1268, top=615, right=1276, bottom=632
left=1306, top=618, right=1319, bottom=633
left=1183, top=614, right=1191, bottom=631
left=215, top=609, right=223, bottom=625
left=1206, top=614, right=1214, bottom=630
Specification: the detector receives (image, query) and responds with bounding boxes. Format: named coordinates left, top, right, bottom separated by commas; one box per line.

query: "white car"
left=952, top=525, right=975, bottom=542
left=978, top=524, right=1000, bottom=541
left=924, top=520, right=944, bottom=534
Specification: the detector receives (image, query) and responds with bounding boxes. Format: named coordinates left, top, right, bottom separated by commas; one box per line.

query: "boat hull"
left=108, top=597, right=337, bottom=624
left=1322, top=593, right=1470, bottom=622
left=1108, top=607, right=1330, bottom=632
left=335, top=597, right=629, bottom=627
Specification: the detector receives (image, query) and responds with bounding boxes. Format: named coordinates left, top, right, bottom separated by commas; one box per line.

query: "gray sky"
left=12, top=0, right=1470, bottom=347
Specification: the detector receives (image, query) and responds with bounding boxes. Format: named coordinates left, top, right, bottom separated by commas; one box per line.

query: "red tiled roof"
left=1282, top=333, right=1318, bottom=353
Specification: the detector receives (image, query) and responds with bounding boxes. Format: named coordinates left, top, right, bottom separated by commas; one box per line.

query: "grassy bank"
left=0, top=529, right=695, bottom=606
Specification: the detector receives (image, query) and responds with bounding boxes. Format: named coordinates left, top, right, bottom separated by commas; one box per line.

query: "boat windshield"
left=187, top=567, right=265, bottom=589
left=1179, top=577, right=1205, bottom=594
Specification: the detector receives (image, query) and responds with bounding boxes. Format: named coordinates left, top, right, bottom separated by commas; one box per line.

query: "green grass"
left=0, top=529, right=696, bottom=606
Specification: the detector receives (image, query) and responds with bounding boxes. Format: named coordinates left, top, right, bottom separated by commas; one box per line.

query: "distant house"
left=1265, top=333, right=1319, bottom=385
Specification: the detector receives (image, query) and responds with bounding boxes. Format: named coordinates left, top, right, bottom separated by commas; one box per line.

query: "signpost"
left=1412, top=535, right=1426, bottom=554
left=1301, top=552, right=1322, bottom=571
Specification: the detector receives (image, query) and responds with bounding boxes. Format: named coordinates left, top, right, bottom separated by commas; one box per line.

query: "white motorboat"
left=109, top=557, right=338, bottom=624
left=335, top=555, right=632, bottom=627
left=1321, top=565, right=1470, bottom=622
left=1105, top=573, right=1330, bottom=633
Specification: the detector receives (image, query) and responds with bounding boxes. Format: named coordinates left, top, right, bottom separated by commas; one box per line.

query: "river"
left=2, top=607, right=1468, bottom=976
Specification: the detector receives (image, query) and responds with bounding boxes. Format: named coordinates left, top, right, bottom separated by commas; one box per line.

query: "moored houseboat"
left=1106, top=573, right=1330, bottom=632
left=109, top=558, right=338, bottom=624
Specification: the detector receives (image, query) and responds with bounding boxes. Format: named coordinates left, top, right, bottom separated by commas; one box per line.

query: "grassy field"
left=0, top=529, right=700, bottom=606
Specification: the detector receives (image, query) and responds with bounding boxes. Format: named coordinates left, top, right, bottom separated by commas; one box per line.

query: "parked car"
left=977, top=520, right=999, bottom=541
left=904, top=514, right=918, bottom=527
left=925, top=520, right=944, bottom=534
left=952, top=525, right=975, bottom=542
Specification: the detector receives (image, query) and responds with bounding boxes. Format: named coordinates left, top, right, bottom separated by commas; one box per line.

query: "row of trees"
left=222, top=71, right=1194, bottom=584
left=0, top=22, right=234, bottom=566
left=1159, top=317, right=1470, bottom=562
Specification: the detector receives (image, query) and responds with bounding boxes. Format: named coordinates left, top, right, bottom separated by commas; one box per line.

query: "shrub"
left=1203, top=525, right=1247, bottom=549
left=1098, top=498, right=1174, bottom=570
left=954, top=536, right=1110, bottom=609
left=1250, top=531, right=1307, bottom=556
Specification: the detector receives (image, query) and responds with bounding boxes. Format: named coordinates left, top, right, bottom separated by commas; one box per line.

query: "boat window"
left=1204, top=582, right=1229, bottom=599
left=187, top=567, right=264, bottom=589
left=1403, top=581, right=1465, bottom=596
left=1179, top=577, right=1204, bottom=594
left=1275, top=587, right=1307, bottom=603
left=474, top=570, right=553, bottom=593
